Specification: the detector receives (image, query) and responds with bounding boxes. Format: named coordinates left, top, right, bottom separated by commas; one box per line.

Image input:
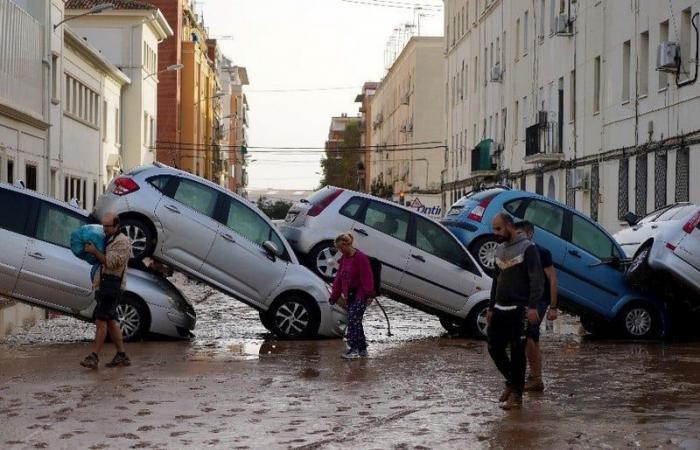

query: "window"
left=474, top=56, right=478, bottom=92
left=36, top=202, right=85, bottom=248
left=539, top=0, right=545, bottom=39
left=502, top=31, right=506, bottom=68
left=93, top=181, right=97, bottom=209
left=150, top=117, right=156, bottom=148
left=523, top=200, right=564, bottom=236
left=659, top=21, right=669, bottom=90
left=550, top=0, right=557, bottom=34
left=515, top=19, right=520, bottom=60
left=504, top=198, right=526, bottom=217
left=50, top=169, right=56, bottom=197
left=63, top=74, right=99, bottom=127
left=639, top=31, right=649, bottom=96
left=115, top=107, right=120, bottom=144
left=362, top=201, right=410, bottom=241
left=622, top=40, right=630, bottom=102
left=484, top=47, right=488, bottom=86
left=102, top=100, right=108, bottom=142
left=680, top=8, right=692, bottom=82
left=415, top=216, right=468, bottom=268
left=7, top=160, right=14, bottom=184
left=147, top=175, right=172, bottom=193
left=51, top=54, right=58, bottom=101
left=523, top=11, right=529, bottom=54
left=339, top=197, right=365, bottom=219
left=0, top=189, right=32, bottom=234
left=222, top=197, right=285, bottom=252
left=172, top=179, right=219, bottom=217
left=570, top=70, right=576, bottom=120
left=25, top=164, right=37, bottom=191
left=593, top=56, right=601, bottom=113
left=570, top=214, right=616, bottom=260
left=143, top=112, right=149, bottom=146
left=514, top=100, right=519, bottom=142
left=521, top=96, right=528, bottom=140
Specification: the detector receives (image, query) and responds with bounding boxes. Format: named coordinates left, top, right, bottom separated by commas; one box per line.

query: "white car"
left=615, top=203, right=698, bottom=257
left=279, top=186, right=493, bottom=338
left=623, top=204, right=700, bottom=296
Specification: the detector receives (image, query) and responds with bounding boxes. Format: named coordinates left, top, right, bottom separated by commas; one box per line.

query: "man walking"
left=515, top=220, right=559, bottom=392
left=80, top=213, right=131, bottom=369
left=487, top=213, right=544, bottom=409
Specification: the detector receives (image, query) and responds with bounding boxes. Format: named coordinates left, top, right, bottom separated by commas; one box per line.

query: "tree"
left=256, top=196, right=293, bottom=220
left=319, top=121, right=362, bottom=189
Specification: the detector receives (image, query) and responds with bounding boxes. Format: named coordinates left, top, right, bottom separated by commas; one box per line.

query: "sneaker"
left=524, top=378, right=545, bottom=392
left=105, top=352, right=131, bottom=368
left=80, top=352, right=99, bottom=370
left=341, top=349, right=361, bottom=360
left=500, top=393, right=522, bottom=410
left=498, top=384, right=512, bottom=402
left=358, top=349, right=368, bottom=358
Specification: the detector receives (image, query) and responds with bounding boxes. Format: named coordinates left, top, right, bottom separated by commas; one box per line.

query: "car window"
left=655, top=204, right=697, bottom=222
left=223, top=197, right=286, bottom=253
left=0, top=189, right=32, bottom=234
left=415, top=216, right=468, bottom=268
left=523, top=200, right=564, bottom=236
left=362, top=201, right=410, bottom=241
left=36, top=202, right=86, bottom=248
left=339, top=197, right=364, bottom=220
left=504, top=199, right=525, bottom=217
left=571, top=214, right=616, bottom=259
left=147, top=175, right=171, bottom=193
left=171, top=178, right=218, bottom=217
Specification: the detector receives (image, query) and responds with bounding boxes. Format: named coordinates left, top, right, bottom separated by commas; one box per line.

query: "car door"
left=352, top=200, right=412, bottom=292
left=562, top=212, right=627, bottom=317
left=14, top=200, right=94, bottom=313
left=0, top=188, right=33, bottom=297
left=202, top=195, right=289, bottom=307
left=154, top=177, right=220, bottom=271
left=402, top=215, right=484, bottom=313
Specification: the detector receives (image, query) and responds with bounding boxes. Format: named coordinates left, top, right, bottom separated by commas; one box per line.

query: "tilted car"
left=279, top=186, right=493, bottom=338
left=0, top=183, right=195, bottom=341
left=441, top=187, right=671, bottom=339
left=93, top=163, right=346, bottom=339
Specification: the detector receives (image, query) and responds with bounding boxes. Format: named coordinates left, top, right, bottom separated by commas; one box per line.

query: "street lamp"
left=195, top=90, right=226, bottom=104
left=143, top=63, right=184, bottom=80
left=54, top=3, right=114, bottom=30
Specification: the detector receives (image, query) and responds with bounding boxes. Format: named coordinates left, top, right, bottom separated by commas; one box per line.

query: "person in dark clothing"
left=515, top=220, right=559, bottom=392
left=487, top=213, right=544, bottom=409
left=329, top=232, right=375, bottom=359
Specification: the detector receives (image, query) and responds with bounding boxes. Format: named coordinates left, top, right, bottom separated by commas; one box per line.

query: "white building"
left=219, top=59, right=250, bottom=195
left=65, top=0, right=173, bottom=172
left=444, top=0, right=699, bottom=232
left=369, top=36, right=446, bottom=219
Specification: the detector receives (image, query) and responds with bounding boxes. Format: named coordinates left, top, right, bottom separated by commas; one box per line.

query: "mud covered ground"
left=2, top=275, right=700, bottom=449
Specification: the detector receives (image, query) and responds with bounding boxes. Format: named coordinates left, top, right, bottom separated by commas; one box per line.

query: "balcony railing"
left=525, top=121, right=564, bottom=163
left=0, top=0, right=44, bottom=118
left=471, top=139, right=497, bottom=175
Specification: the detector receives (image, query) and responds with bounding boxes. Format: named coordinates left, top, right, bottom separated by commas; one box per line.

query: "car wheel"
left=308, top=242, right=341, bottom=282
left=121, top=218, right=155, bottom=261
left=439, top=316, right=466, bottom=335
left=470, top=236, right=499, bottom=276
left=117, top=296, right=149, bottom=341
left=625, top=244, right=652, bottom=286
left=259, top=310, right=274, bottom=332
left=579, top=316, right=609, bottom=336
left=268, top=295, right=320, bottom=339
left=617, top=303, right=659, bottom=339
left=465, top=301, right=490, bottom=339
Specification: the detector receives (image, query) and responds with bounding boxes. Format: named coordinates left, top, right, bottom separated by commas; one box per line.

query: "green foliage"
left=319, top=121, right=363, bottom=190
left=257, top=196, right=293, bottom=220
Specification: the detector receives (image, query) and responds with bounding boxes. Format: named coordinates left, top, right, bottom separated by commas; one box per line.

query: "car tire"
left=616, top=303, right=660, bottom=339
left=625, top=244, right=652, bottom=287
left=259, top=310, right=274, bottom=332
left=121, top=218, right=155, bottom=261
left=469, top=236, right=499, bottom=276
left=439, top=316, right=466, bottom=336
left=465, top=301, right=490, bottom=339
left=267, top=295, right=320, bottom=339
left=579, top=315, right=609, bottom=336
left=117, top=296, right=149, bottom=341
left=308, top=241, right=341, bottom=282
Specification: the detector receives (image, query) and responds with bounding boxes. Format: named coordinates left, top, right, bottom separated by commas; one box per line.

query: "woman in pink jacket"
left=329, top=232, right=375, bottom=359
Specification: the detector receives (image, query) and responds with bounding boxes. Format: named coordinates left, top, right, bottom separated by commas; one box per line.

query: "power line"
left=340, top=0, right=442, bottom=11
left=155, top=140, right=444, bottom=150
left=247, top=86, right=362, bottom=93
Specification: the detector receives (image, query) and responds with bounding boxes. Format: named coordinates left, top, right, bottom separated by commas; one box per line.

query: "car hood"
left=126, top=268, right=191, bottom=306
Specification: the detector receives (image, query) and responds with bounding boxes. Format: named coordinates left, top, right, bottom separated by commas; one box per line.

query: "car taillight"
left=666, top=243, right=677, bottom=251
left=467, top=195, right=497, bottom=222
left=112, top=177, right=140, bottom=196
left=682, top=210, right=700, bottom=233
left=308, top=188, right=344, bottom=217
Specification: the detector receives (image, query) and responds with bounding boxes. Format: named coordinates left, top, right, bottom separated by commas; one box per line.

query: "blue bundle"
left=70, top=224, right=106, bottom=265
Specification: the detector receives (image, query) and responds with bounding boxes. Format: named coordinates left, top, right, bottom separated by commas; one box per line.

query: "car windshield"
left=654, top=204, right=697, bottom=222
left=446, top=188, right=504, bottom=216
left=305, top=187, right=339, bottom=206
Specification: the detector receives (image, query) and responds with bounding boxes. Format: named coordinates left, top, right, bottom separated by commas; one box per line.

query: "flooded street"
left=2, top=275, right=700, bottom=449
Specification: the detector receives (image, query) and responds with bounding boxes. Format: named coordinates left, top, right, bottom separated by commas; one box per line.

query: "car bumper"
left=278, top=224, right=316, bottom=255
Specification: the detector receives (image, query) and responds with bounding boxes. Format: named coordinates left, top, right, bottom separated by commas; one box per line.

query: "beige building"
left=369, top=37, right=446, bottom=219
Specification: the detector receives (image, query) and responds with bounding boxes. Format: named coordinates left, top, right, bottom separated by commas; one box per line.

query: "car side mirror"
left=623, top=211, right=639, bottom=226
left=263, top=240, right=280, bottom=260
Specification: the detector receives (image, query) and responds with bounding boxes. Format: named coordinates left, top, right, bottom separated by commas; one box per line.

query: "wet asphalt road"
left=2, top=275, right=700, bottom=449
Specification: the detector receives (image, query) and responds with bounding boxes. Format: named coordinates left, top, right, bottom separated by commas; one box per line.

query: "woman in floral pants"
left=329, top=233, right=375, bottom=359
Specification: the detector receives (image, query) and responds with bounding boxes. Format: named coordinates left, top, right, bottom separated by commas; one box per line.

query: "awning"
left=474, top=138, right=494, bottom=168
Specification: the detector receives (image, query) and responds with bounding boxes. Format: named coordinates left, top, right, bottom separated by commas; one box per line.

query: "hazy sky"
left=201, top=0, right=443, bottom=190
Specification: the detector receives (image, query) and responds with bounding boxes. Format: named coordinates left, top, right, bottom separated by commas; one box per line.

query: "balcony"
left=524, top=122, right=564, bottom=164
left=470, top=139, right=497, bottom=177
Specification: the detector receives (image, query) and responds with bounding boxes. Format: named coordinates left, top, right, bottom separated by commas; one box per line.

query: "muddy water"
left=2, top=275, right=700, bottom=449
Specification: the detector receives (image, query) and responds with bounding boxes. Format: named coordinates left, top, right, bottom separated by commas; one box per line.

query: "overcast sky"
left=201, top=0, right=443, bottom=190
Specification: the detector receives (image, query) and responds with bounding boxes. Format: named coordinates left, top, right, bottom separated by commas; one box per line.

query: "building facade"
left=444, top=0, right=699, bottom=232
left=219, top=58, right=250, bottom=194
left=354, top=81, right=379, bottom=192
left=370, top=37, right=446, bottom=219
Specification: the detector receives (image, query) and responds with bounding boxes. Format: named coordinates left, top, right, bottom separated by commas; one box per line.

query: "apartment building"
left=444, top=0, right=699, bottom=232
left=219, top=58, right=250, bottom=195
left=354, top=81, right=380, bottom=192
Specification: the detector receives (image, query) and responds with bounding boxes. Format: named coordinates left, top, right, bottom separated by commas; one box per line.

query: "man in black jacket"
left=487, top=212, right=544, bottom=409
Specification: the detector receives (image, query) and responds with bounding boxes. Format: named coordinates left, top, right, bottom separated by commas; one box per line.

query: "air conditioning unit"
left=490, top=64, right=503, bottom=82
left=400, top=94, right=410, bottom=105
left=571, top=168, right=590, bottom=190
left=555, top=14, right=570, bottom=35
left=656, top=42, right=680, bottom=72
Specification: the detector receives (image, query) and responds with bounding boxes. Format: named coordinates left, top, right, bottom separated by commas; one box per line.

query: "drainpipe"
left=676, top=13, right=699, bottom=88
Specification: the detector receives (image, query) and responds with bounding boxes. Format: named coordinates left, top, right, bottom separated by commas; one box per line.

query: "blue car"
left=441, top=187, right=669, bottom=339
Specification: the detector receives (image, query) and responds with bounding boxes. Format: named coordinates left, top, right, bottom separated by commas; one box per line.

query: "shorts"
left=93, top=290, right=120, bottom=322
left=525, top=302, right=549, bottom=342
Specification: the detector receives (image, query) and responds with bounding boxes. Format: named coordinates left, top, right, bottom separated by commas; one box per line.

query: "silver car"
left=93, top=164, right=345, bottom=339
left=279, top=186, right=493, bottom=338
left=0, top=183, right=195, bottom=341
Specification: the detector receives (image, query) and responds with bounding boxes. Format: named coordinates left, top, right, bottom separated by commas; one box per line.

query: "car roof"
left=0, top=182, right=88, bottom=217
